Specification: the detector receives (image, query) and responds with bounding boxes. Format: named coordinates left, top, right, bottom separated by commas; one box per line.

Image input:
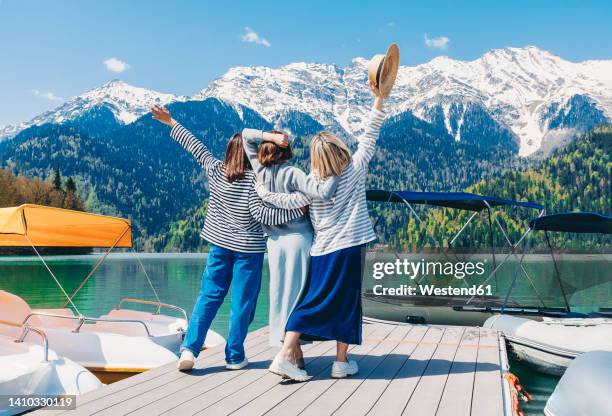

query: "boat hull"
left=504, top=335, right=576, bottom=376
left=0, top=334, right=102, bottom=415
left=363, top=293, right=512, bottom=326
left=485, top=314, right=612, bottom=375
left=544, top=351, right=612, bottom=416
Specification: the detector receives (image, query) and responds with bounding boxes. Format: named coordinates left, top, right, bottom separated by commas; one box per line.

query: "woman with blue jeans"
left=151, top=105, right=303, bottom=371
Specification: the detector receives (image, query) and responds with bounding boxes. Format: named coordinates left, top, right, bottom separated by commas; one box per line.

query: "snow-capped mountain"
left=0, top=80, right=184, bottom=138
left=199, top=46, right=612, bottom=155
left=3, top=46, right=611, bottom=155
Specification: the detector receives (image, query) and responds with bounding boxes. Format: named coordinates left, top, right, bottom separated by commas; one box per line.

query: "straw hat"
left=368, top=43, right=400, bottom=98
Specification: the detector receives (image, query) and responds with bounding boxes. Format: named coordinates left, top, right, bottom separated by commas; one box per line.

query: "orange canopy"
left=0, top=204, right=132, bottom=248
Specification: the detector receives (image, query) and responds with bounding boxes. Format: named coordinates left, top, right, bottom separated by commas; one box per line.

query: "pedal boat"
left=0, top=205, right=224, bottom=383
left=0, top=319, right=102, bottom=415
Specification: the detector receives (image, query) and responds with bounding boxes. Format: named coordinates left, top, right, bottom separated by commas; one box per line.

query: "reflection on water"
left=0, top=253, right=270, bottom=337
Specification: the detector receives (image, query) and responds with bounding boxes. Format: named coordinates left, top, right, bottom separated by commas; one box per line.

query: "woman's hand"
left=263, top=131, right=290, bottom=148
left=151, top=105, right=176, bottom=127
left=369, top=80, right=384, bottom=111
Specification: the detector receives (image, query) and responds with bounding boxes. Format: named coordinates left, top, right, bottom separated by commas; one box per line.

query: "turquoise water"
left=0, top=253, right=609, bottom=415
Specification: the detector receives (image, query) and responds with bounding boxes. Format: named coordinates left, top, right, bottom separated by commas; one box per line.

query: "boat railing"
left=0, top=318, right=49, bottom=362
left=116, top=297, right=189, bottom=322
left=20, top=312, right=153, bottom=337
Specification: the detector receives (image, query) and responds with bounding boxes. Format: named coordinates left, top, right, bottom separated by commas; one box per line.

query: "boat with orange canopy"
left=0, top=204, right=224, bottom=383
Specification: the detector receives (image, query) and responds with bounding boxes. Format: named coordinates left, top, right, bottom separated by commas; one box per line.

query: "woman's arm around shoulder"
left=248, top=187, right=304, bottom=225
left=288, top=167, right=339, bottom=202
left=255, top=180, right=311, bottom=210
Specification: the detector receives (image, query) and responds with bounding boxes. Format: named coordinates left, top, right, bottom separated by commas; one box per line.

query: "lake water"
left=1, top=253, right=609, bottom=415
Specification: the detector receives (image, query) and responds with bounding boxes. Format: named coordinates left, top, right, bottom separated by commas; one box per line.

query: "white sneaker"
left=178, top=350, right=195, bottom=371
left=331, top=359, right=358, bottom=378
left=269, top=355, right=312, bottom=382
left=226, top=358, right=249, bottom=370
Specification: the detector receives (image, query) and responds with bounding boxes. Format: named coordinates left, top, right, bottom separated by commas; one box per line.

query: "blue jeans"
left=181, top=244, right=264, bottom=364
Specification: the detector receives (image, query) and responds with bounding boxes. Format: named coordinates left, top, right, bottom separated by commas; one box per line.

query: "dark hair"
left=257, top=131, right=293, bottom=167
left=224, top=133, right=252, bottom=182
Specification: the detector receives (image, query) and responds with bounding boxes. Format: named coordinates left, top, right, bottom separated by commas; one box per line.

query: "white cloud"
left=241, top=27, right=271, bottom=47
left=424, top=34, right=450, bottom=50
left=32, top=90, right=63, bottom=102
left=103, top=57, right=130, bottom=73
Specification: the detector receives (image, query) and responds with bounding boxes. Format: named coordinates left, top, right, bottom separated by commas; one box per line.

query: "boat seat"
left=97, top=309, right=187, bottom=336
left=0, top=290, right=43, bottom=328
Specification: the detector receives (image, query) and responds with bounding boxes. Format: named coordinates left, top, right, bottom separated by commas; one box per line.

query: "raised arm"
left=241, top=128, right=265, bottom=176
left=242, top=128, right=290, bottom=177
left=248, top=187, right=304, bottom=225
left=151, top=105, right=220, bottom=172
left=352, top=83, right=385, bottom=170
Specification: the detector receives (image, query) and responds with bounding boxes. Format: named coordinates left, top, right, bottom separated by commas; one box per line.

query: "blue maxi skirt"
left=285, top=244, right=365, bottom=345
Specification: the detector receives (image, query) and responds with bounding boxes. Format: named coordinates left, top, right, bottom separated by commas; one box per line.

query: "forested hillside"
left=376, top=127, right=611, bottom=250
left=0, top=168, right=83, bottom=211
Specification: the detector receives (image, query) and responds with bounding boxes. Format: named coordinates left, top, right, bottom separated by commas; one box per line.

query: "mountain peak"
left=201, top=45, right=612, bottom=156
left=0, top=81, right=184, bottom=138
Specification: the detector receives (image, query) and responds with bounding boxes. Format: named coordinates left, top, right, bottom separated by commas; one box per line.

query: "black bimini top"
left=529, top=212, right=612, bottom=234
left=366, top=190, right=544, bottom=212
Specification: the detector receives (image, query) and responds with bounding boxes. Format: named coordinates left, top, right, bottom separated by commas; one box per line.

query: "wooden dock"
left=37, top=319, right=511, bottom=416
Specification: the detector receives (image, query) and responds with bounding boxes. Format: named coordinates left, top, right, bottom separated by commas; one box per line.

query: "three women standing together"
left=151, top=77, right=385, bottom=381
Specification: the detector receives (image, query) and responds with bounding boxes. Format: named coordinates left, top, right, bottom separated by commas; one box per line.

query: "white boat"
left=483, top=212, right=612, bottom=375
left=0, top=205, right=224, bottom=383
left=0, top=320, right=102, bottom=415
left=484, top=314, right=612, bottom=375
left=544, top=350, right=612, bottom=416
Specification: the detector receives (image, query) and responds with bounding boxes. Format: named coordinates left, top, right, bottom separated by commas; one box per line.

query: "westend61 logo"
left=369, top=258, right=493, bottom=297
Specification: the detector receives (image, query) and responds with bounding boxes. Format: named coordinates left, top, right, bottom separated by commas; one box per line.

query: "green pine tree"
left=53, top=166, right=62, bottom=190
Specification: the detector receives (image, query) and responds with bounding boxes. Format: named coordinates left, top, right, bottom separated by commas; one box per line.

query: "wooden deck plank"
left=299, top=324, right=412, bottom=416
left=32, top=323, right=509, bottom=416
left=171, top=338, right=334, bottom=415
left=402, top=326, right=465, bottom=416
left=470, top=328, right=504, bottom=416
left=216, top=324, right=398, bottom=416
left=366, top=326, right=445, bottom=415
left=263, top=323, right=398, bottom=416
left=97, top=341, right=287, bottom=416
left=333, top=325, right=429, bottom=416
left=435, top=327, right=480, bottom=416
left=47, top=327, right=270, bottom=416
left=229, top=323, right=381, bottom=416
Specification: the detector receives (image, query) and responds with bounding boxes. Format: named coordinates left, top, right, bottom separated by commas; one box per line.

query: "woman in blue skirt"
left=256, top=81, right=385, bottom=381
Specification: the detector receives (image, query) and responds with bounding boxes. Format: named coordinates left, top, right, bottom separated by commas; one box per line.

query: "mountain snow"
left=199, top=46, right=612, bottom=155
left=0, top=80, right=184, bottom=138
left=3, top=46, right=611, bottom=155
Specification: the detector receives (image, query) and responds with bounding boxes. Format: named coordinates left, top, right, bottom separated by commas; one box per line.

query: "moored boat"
left=485, top=212, right=612, bottom=375
left=363, top=190, right=544, bottom=325
left=0, top=319, right=102, bottom=415
left=0, top=204, right=224, bottom=383
left=544, top=350, right=612, bottom=416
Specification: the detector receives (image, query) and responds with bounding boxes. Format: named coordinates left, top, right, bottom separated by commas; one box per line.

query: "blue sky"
left=1, top=0, right=611, bottom=127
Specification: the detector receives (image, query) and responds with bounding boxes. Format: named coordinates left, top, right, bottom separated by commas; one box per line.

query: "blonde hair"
left=310, top=131, right=351, bottom=180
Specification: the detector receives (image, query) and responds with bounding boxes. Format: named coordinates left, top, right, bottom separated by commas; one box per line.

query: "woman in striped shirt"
left=151, top=106, right=303, bottom=372
left=256, top=82, right=385, bottom=381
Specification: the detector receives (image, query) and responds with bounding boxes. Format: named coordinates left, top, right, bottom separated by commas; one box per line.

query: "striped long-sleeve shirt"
left=256, top=108, right=385, bottom=256
left=170, top=123, right=303, bottom=253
